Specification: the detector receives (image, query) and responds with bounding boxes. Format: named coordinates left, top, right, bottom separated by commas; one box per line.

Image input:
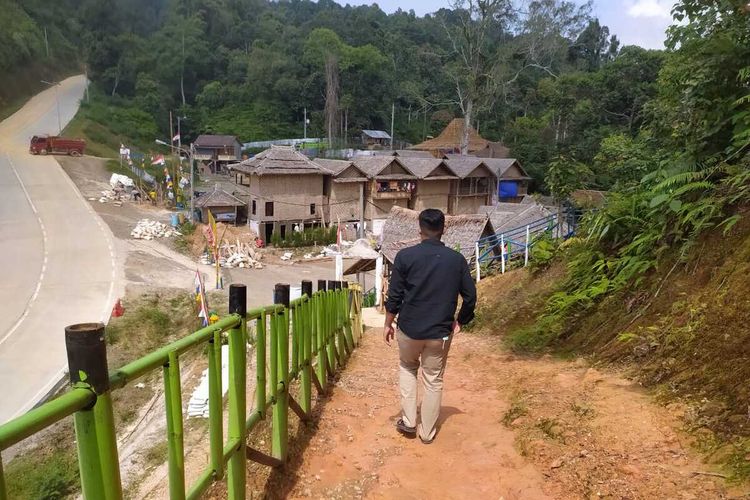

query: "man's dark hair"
left=419, top=209, right=445, bottom=238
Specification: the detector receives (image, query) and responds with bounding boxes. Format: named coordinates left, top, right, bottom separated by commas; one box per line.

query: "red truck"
left=29, top=135, right=86, bottom=156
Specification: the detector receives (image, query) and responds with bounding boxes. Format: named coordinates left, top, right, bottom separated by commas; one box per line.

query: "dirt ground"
left=274, top=311, right=747, bottom=500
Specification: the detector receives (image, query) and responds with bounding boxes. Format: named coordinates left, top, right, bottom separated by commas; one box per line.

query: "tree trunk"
left=111, top=69, right=120, bottom=97
left=324, top=55, right=339, bottom=149
left=461, top=99, right=473, bottom=155
left=180, top=32, right=187, bottom=106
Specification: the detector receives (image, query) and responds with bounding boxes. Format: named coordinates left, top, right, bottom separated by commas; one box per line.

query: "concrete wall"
left=413, top=179, right=451, bottom=212
left=329, top=181, right=363, bottom=222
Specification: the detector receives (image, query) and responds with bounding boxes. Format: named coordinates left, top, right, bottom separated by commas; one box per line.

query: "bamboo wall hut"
left=444, top=157, right=495, bottom=214
left=194, top=185, right=247, bottom=225
left=229, top=145, right=328, bottom=242
left=398, top=157, right=457, bottom=213
left=352, top=156, right=417, bottom=220
left=315, top=158, right=367, bottom=223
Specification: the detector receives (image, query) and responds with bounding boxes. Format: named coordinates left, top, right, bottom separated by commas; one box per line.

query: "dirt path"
left=278, top=312, right=739, bottom=499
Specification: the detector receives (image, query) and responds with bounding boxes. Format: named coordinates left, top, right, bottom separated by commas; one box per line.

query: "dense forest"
left=4, top=0, right=668, bottom=191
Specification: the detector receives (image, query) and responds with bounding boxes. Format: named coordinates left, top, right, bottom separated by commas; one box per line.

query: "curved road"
left=0, top=75, right=118, bottom=424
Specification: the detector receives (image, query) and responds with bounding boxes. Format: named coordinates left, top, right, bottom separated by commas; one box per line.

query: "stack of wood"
left=201, top=239, right=264, bottom=269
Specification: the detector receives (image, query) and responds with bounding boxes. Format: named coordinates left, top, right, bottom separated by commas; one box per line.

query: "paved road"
left=0, top=76, right=117, bottom=424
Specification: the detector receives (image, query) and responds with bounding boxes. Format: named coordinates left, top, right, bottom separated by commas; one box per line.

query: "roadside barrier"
left=0, top=280, right=364, bottom=500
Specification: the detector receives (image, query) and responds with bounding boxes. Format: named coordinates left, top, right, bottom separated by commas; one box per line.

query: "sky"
left=339, top=0, right=676, bottom=50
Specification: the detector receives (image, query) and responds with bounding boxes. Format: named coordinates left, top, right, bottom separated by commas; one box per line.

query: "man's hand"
left=384, top=323, right=395, bottom=346
left=452, top=321, right=462, bottom=335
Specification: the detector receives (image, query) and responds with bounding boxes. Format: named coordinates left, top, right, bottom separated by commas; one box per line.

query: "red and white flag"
left=151, top=154, right=165, bottom=166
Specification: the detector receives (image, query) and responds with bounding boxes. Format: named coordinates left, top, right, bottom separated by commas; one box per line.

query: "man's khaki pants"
left=397, top=329, right=452, bottom=441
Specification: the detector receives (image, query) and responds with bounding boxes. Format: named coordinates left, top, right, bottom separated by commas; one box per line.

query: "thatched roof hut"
left=410, top=118, right=509, bottom=158
left=444, top=157, right=494, bottom=179
left=397, top=158, right=456, bottom=180
left=371, top=150, right=434, bottom=158
left=229, top=145, right=330, bottom=176
left=195, top=186, right=246, bottom=208
left=479, top=203, right=552, bottom=234
left=351, top=156, right=416, bottom=180
left=481, top=158, right=531, bottom=180
left=380, top=206, right=494, bottom=262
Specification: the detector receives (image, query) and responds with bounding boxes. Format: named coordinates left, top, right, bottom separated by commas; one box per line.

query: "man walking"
left=384, top=208, right=477, bottom=443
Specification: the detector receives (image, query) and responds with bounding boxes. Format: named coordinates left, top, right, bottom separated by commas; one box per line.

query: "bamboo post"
left=207, top=331, right=223, bottom=480
left=300, top=281, right=313, bottom=414
left=65, top=322, right=123, bottom=500
left=164, top=351, right=185, bottom=499
left=227, top=285, right=247, bottom=500
left=272, top=284, right=290, bottom=461
left=315, top=281, right=327, bottom=389
left=255, top=314, right=267, bottom=420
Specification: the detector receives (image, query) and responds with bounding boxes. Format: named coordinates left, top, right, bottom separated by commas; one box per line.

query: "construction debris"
left=130, top=219, right=181, bottom=240
left=280, top=252, right=293, bottom=261
left=199, top=239, right=264, bottom=269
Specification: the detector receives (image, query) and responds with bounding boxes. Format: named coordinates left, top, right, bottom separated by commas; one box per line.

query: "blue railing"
left=470, top=210, right=578, bottom=267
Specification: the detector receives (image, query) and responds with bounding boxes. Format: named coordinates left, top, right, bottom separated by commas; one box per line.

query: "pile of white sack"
left=187, top=345, right=229, bottom=418
left=131, top=219, right=181, bottom=240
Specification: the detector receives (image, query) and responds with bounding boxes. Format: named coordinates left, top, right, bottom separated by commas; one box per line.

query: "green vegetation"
left=63, top=88, right=160, bottom=158
left=4, top=430, right=79, bottom=500
left=271, top=226, right=337, bottom=248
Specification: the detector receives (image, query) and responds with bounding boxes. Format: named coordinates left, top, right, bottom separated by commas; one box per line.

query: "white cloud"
left=626, top=0, right=672, bottom=19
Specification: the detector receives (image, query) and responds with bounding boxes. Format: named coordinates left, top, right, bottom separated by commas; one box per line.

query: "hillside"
left=471, top=212, right=750, bottom=481
left=0, top=0, right=80, bottom=118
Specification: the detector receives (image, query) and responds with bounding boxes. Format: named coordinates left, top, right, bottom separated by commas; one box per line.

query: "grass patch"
left=536, top=417, right=565, bottom=442
left=502, top=393, right=529, bottom=427
left=4, top=421, right=78, bottom=499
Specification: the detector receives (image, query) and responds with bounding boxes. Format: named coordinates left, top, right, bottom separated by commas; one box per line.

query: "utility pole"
left=84, top=65, right=89, bottom=103
left=44, top=27, right=49, bottom=58
left=41, top=80, right=61, bottom=134
left=303, top=107, right=307, bottom=140
left=390, top=102, right=395, bottom=150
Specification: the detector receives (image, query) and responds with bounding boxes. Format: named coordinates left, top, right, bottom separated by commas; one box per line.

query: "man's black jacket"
left=385, top=238, right=477, bottom=340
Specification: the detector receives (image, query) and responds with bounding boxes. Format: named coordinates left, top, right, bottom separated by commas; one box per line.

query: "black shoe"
left=396, top=418, right=416, bottom=437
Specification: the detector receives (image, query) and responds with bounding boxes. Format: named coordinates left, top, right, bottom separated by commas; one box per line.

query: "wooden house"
left=477, top=158, right=531, bottom=203
left=361, top=130, right=391, bottom=147
left=351, top=156, right=417, bottom=221
left=228, top=146, right=328, bottom=242
left=444, top=157, right=496, bottom=214
left=398, top=157, right=457, bottom=213
left=194, top=186, right=247, bottom=225
left=193, top=135, right=242, bottom=173
left=315, top=158, right=367, bottom=224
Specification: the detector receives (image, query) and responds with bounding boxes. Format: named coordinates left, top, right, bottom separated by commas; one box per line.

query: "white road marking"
left=0, top=153, right=48, bottom=347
